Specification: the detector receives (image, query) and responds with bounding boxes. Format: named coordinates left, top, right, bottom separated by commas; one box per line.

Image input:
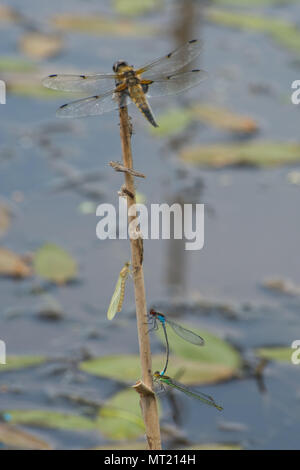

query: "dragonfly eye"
left=113, top=60, right=128, bottom=72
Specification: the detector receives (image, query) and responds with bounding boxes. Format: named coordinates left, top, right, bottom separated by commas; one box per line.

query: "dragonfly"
left=149, top=309, right=205, bottom=376
left=42, top=39, right=207, bottom=128
left=107, top=261, right=130, bottom=320
left=153, top=371, right=223, bottom=411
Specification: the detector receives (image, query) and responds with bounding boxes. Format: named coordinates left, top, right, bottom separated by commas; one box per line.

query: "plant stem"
left=118, top=104, right=162, bottom=450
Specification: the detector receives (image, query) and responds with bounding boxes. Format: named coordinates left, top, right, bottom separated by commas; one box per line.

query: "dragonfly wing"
left=107, top=276, right=122, bottom=320
left=137, top=39, right=202, bottom=80
left=167, top=319, right=205, bottom=346
left=144, top=69, right=208, bottom=98
left=56, top=89, right=121, bottom=118
left=43, top=73, right=116, bottom=93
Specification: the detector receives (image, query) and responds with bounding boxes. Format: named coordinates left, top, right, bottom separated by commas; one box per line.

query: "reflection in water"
left=165, top=0, right=206, bottom=299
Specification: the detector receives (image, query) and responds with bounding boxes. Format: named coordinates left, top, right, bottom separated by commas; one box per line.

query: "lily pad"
left=33, top=243, right=78, bottom=285
left=207, top=9, right=300, bottom=55
left=97, top=389, right=145, bottom=440
left=183, top=443, right=242, bottom=450
left=0, top=247, right=31, bottom=278
left=19, top=32, right=63, bottom=60
left=113, top=0, right=162, bottom=16
left=179, top=142, right=300, bottom=168
left=80, top=351, right=237, bottom=385
left=5, top=410, right=96, bottom=431
left=151, top=108, right=193, bottom=137
left=0, top=356, right=46, bottom=372
left=192, top=105, right=258, bottom=134
left=52, top=14, right=155, bottom=36
left=0, top=423, right=51, bottom=450
left=155, top=323, right=241, bottom=382
left=0, top=5, right=21, bottom=23
left=0, top=205, right=11, bottom=237
left=255, top=346, right=293, bottom=363
left=0, top=57, right=37, bottom=73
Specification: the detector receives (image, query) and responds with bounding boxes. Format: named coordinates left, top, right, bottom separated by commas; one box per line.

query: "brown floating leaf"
left=0, top=248, right=31, bottom=279
left=19, top=33, right=63, bottom=60
left=52, top=14, right=154, bottom=36
left=192, top=105, right=259, bottom=134
left=0, top=5, right=21, bottom=23
left=0, top=423, right=51, bottom=450
left=262, top=278, right=300, bottom=296
left=0, top=204, right=11, bottom=237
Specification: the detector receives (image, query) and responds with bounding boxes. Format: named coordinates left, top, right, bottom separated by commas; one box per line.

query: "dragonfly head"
left=113, top=60, right=129, bottom=73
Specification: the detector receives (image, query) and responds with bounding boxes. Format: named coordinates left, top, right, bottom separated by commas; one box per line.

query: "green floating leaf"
left=0, top=57, right=37, bottom=73
left=0, top=356, right=46, bottom=372
left=33, top=243, right=78, bottom=285
left=80, top=352, right=236, bottom=385
left=6, top=410, right=96, bottom=431
left=152, top=108, right=193, bottom=137
left=113, top=0, right=162, bottom=16
left=0, top=423, right=51, bottom=450
left=183, top=443, right=242, bottom=450
left=97, top=389, right=146, bottom=440
left=207, top=8, right=300, bottom=55
left=92, top=441, right=147, bottom=450
left=179, top=142, right=300, bottom=168
left=155, top=323, right=242, bottom=383
left=52, top=14, right=155, bottom=36
left=8, top=82, right=67, bottom=99
left=255, top=347, right=293, bottom=363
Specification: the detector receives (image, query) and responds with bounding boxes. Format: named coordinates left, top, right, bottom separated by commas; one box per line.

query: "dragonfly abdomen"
left=129, top=85, right=158, bottom=128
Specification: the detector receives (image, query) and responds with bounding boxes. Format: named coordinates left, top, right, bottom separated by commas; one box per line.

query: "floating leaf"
left=179, top=142, right=300, bottom=168
left=135, top=191, right=146, bottom=204
left=97, top=389, right=145, bottom=440
left=183, top=443, right=242, bottom=450
left=19, top=32, right=63, bottom=60
left=7, top=80, right=66, bottom=99
left=0, top=205, right=11, bottom=237
left=80, top=352, right=236, bottom=385
left=0, top=57, right=37, bottom=73
left=6, top=410, right=96, bottom=431
left=33, top=243, right=78, bottom=285
left=0, top=423, right=51, bottom=450
left=52, top=14, right=154, bottom=36
left=192, top=105, right=258, bottom=134
left=262, top=278, right=300, bottom=296
left=255, top=347, right=293, bottom=363
left=157, top=325, right=242, bottom=374
left=0, top=247, right=31, bottom=278
left=151, top=108, right=193, bottom=137
left=113, top=0, right=162, bottom=16
left=92, top=441, right=147, bottom=450
left=207, top=9, right=300, bottom=55
left=0, top=5, right=21, bottom=23
left=0, top=356, right=46, bottom=372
